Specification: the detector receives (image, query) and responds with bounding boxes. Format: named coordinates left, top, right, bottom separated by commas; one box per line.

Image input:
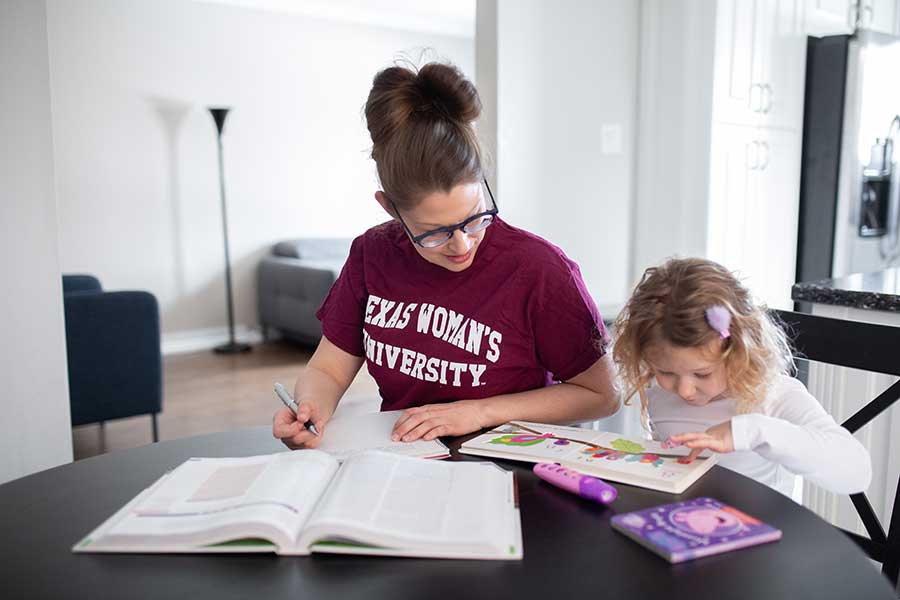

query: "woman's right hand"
left=272, top=401, right=328, bottom=450
left=271, top=336, right=364, bottom=450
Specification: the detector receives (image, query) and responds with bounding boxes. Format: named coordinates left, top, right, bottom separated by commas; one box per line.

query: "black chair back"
left=773, top=309, right=900, bottom=591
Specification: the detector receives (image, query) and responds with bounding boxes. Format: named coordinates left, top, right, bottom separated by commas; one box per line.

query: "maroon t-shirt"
left=316, top=218, right=609, bottom=412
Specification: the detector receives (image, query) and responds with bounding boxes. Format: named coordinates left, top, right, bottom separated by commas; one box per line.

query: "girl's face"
left=645, top=339, right=729, bottom=406
left=378, top=182, right=488, bottom=273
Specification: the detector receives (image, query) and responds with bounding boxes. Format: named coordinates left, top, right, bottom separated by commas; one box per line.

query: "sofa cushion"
left=273, top=238, right=353, bottom=260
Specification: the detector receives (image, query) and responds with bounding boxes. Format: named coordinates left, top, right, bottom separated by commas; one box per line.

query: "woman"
left=272, top=61, right=619, bottom=448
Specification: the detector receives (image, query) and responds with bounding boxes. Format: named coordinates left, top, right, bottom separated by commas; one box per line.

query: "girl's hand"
left=272, top=401, right=329, bottom=450
left=391, top=400, right=487, bottom=443
left=669, top=420, right=735, bottom=463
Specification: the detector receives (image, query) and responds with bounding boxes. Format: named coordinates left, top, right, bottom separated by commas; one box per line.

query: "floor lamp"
left=209, top=107, right=251, bottom=354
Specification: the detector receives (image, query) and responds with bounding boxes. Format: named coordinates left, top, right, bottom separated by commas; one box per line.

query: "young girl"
left=613, top=257, right=871, bottom=497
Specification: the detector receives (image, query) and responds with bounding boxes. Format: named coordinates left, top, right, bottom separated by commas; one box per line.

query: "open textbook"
left=460, top=422, right=717, bottom=494
left=74, top=450, right=522, bottom=560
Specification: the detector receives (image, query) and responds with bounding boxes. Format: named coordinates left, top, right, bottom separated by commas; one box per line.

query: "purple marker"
left=533, top=463, right=618, bottom=505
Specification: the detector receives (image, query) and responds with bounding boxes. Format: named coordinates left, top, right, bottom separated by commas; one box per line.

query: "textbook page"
left=297, top=452, right=515, bottom=556
left=76, top=450, right=338, bottom=552
left=317, top=410, right=449, bottom=461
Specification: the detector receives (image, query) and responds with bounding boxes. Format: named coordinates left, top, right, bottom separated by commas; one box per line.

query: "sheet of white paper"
left=317, top=410, right=449, bottom=461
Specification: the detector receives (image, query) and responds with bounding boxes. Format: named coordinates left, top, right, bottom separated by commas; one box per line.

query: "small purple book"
left=611, top=497, right=782, bottom=563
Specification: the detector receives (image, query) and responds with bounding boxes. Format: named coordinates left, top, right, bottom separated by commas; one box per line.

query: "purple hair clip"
left=705, top=305, right=732, bottom=339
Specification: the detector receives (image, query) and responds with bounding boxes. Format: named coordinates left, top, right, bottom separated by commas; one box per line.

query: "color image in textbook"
left=460, top=422, right=717, bottom=493
left=611, top=497, right=782, bottom=563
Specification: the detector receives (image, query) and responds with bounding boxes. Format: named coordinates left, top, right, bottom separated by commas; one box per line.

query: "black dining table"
left=0, top=426, right=895, bottom=599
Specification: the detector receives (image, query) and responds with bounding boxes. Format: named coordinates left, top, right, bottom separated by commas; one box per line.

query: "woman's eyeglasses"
left=389, top=179, right=499, bottom=249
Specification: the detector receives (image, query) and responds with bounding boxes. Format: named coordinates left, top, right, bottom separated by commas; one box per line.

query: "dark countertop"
left=791, top=267, right=900, bottom=312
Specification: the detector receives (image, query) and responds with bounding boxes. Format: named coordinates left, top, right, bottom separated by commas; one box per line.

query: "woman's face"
left=381, top=181, right=488, bottom=273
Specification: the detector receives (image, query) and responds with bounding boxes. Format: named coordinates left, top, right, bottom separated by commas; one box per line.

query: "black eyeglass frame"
left=387, top=178, right=499, bottom=249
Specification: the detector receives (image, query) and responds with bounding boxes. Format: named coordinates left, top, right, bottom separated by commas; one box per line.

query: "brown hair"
left=612, top=257, right=794, bottom=416
left=364, top=61, right=483, bottom=209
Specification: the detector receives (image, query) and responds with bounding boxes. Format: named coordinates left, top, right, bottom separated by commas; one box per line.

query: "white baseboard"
left=162, top=325, right=265, bottom=356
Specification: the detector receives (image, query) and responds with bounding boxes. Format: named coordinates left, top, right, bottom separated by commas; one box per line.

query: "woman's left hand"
left=668, top=420, right=735, bottom=463
left=391, top=400, right=487, bottom=442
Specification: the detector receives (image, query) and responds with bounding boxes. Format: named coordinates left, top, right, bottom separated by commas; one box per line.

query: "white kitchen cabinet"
left=805, top=0, right=854, bottom=34
left=708, top=124, right=801, bottom=308
left=706, top=0, right=805, bottom=307
left=708, top=124, right=757, bottom=276
left=750, top=128, right=803, bottom=308
left=859, top=0, right=898, bottom=33
left=712, top=0, right=762, bottom=127
left=758, top=0, right=808, bottom=130
left=805, top=0, right=900, bottom=35
left=714, top=0, right=806, bottom=131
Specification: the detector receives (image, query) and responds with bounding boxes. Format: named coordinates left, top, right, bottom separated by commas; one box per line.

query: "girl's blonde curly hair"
left=612, top=258, right=794, bottom=417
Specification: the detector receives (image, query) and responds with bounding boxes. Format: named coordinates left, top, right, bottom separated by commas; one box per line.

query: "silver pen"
left=274, top=382, right=320, bottom=436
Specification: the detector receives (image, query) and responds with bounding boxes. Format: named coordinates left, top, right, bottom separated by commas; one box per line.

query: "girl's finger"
left=684, top=438, right=716, bottom=450
left=670, top=432, right=709, bottom=443
left=678, top=446, right=707, bottom=464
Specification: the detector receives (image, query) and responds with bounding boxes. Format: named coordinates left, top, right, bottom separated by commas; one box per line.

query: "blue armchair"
left=62, top=275, right=163, bottom=442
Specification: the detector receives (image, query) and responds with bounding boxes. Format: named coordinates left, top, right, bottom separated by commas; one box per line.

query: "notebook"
left=317, top=410, right=449, bottom=461
left=611, top=497, right=782, bottom=563
left=459, top=421, right=717, bottom=494
left=74, top=450, right=522, bottom=559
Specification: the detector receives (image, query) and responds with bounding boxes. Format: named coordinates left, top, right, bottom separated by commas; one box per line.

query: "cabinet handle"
left=849, top=1, right=872, bottom=29
left=862, top=3, right=873, bottom=27
left=748, top=83, right=762, bottom=112
left=759, top=141, right=770, bottom=170
left=747, top=141, right=761, bottom=170
left=762, top=84, right=773, bottom=114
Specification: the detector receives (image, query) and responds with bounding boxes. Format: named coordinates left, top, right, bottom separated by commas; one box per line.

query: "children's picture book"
left=317, top=410, right=449, bottom=461
left=74, top=450, right=522, bottom=560
left=610, top=497, right=782, bottom=563
left=459, top=421, right=717, bottom=494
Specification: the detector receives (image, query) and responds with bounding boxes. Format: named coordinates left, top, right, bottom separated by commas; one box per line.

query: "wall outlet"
left=601, top=123, right=623, bottom=155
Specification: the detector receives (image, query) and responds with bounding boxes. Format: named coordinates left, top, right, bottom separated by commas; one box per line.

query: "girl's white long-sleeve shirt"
left=646, top=374, right=872, bottom=497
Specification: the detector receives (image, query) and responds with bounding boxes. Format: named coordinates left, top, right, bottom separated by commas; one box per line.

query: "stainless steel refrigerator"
left=798, top=30, right=900, bottom=283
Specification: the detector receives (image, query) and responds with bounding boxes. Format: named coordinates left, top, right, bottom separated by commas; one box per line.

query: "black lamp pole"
left=209, top=107, right=251, bottom=354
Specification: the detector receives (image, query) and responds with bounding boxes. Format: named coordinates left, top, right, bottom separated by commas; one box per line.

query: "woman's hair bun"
left=413, top=62, right=481, bottom=123
left=364, top=60, right=484, bottom=207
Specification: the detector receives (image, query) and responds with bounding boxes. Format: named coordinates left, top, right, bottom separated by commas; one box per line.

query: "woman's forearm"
left=292, top=365, right=347, bottom=419
left=292, top=336, right=365, bottom=420
left=479, top=380, right=619, bottom=428
left=479, top=354, right=620, bottom=428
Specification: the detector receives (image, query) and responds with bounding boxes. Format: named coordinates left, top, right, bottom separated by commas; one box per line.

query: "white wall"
left=631, top=0, right=716, bottom=283
left=47, top=0, right=474, bottom=352
left=0, top=0, right=73, bottom=484
left=477, top=0, right=639, bottom=317
left=474, top=0, right=498, bottom=195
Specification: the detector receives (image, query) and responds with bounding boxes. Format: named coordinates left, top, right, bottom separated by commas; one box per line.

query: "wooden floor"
left=72, top=340, right=381, bottom=460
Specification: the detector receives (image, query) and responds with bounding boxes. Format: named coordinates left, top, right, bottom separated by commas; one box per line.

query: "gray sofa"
left=257, top=238, right=353, bottom=346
